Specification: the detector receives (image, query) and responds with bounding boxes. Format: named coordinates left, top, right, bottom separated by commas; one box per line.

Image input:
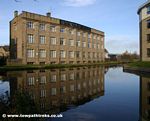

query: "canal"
left=0, top=66, right=148, bottom=121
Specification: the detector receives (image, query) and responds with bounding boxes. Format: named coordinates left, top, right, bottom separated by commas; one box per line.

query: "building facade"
left=138, top=0, right=150, bottom=61
left=9, top=11, right=104, bottom=65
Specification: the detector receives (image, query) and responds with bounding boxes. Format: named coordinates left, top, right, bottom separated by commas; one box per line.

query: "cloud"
left=105, top=35, right=139, bottom=54
left=63, top=0, right=96, bottom=7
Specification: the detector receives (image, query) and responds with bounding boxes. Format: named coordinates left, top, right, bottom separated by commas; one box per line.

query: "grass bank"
left=127, top=61, right=150, bottom=68
left=0, top=61, right=124, bottom=71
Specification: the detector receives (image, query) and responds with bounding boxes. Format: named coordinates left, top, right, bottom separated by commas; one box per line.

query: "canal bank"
left=0, top=61, right=125, bottom=71
left=123, top=61, right=150, bottom=76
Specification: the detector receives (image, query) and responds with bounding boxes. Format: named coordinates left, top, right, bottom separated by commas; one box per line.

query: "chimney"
left=46, top=12, right=51, bottom=17
left=14, top=11, right=18, bottom=17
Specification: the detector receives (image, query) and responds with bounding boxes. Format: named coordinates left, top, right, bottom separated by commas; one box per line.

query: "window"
left=69, top=61, right=74, bottom=64
left=50, top=25, right=56, bottom=32
left=51, top=88, right=57, bottom=95
left=39, top=36, right=46, bottom=44
left=60, top=50, right=66, bottom=58
left=27, top=34, right=34, bottom=43
left=50, top=37, right=57, bottom=45
left=77, top=32, right=80, bottom=36
left=50, top=75, right=56, bottom=82
left=83, top=52, right=86, bottom=58
left=60, top=86, right=66, bottom=93
left=60, top=38, right=65, bottom=45
left=88, top=52, right=90, bottom=59
left=27, top=21, right=34, bottom=29
left=28, top=77, right=35, bottom=86
left=69, top=73, right=75, bottom=80
left=76, top=72, right=80, bottom=79
left=39, top=49, right=46, bottom=58
left=27, top=62, right=34, bottom=65
left=93, top=35, right=96, bottom=39
left=78, top=84, right=81, bottom=90
left=97, top=44, right=100, bottom=49
left=60, top=28, right=65, bottom=33
left=69, top=51, right=74, bottom=58
left=40, top=103, right=45, bottom=109
left=88, top=43, right=91, bottom=48
left=39, top=23, right=45, bottom=30
left=76, top=40, right=80, bottom=47
left=83, top=33, right=86, bottom=37
left=60, top=61, right=65, bottom=64
left=69, top=39, right=74, bottom=46
left=88, top=33, right=91, bottom=38
left=40, top=76, right=46, bottom=84
left=40, top=62, right=45, bottom=65
left=147, top=34, right=150, bottom=42
left=70, top=84, right=75, bottom=92
left=147, top=6, right=150, bottom=14
left=40, top=90, right=46, bottom=97
left=93, top=52, right=95, bottom=58
left=27, top=49, right=35, bottom=58
left=61, top=74, right=66, bottom=81
left=148, top=20, right=150, bottom=28
left=76, top=51, right=80, bottom=58
left=83, top=82, right=86, bottom=88
left=147, top=48, right=150, bottom=57
left=147, top=82, right=150, bottom=91
left=50, top=50, right=57, bottom=58
left=88, top=52, right=91, bottom=59
left=82, top=42, right=86, bottom=47
left=93, top=44, right=96, bottom=49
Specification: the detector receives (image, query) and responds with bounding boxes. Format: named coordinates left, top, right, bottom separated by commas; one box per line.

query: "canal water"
left=0, top=66, right=147, bottom=121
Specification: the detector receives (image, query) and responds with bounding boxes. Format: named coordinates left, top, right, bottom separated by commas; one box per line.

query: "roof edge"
left=137, top=1, right=150, bottom=14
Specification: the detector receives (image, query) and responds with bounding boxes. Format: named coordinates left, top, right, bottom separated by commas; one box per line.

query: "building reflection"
left=7, top=66, right=105, bottom=114
left=140, top=76, right=150, bottom=121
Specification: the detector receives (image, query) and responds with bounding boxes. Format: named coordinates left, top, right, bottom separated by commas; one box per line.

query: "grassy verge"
left=127, top=61, right=150, bottom=68
left=0, top=61, right=124, bottom=71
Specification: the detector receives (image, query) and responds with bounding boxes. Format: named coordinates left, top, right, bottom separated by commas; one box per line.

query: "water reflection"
left=1, top=66, right=105, bottom=115
left=140, top=75, right=150, bottom=121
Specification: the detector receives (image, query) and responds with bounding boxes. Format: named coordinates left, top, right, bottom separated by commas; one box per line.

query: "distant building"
left=138, top=0, right=150, bottom=61
left=108, top=54, right=119, bottom=61
left=0, top=45, right=9, bottom=58
left=9, top=11, right=105, bottom=65
left=104, top=49, right=109, bottom=60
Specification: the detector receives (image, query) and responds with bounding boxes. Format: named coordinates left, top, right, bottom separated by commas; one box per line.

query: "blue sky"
left=0, top=0, right=146, bottom=54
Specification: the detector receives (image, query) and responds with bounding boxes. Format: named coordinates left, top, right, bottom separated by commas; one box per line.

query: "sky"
left=0, top=0, right=146, bottom=54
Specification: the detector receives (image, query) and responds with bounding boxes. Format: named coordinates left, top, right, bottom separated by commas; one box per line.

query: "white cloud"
left=63, top=0, right=96, bottom=7
left=105, top=35, right=139, bottom=54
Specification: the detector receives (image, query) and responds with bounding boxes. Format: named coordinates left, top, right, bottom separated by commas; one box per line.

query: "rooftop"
left=137, top=0, right=150, bottom=14
left=12, top=11, right=104, bottom=34
left=0, top=45, right=9, bottom=52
